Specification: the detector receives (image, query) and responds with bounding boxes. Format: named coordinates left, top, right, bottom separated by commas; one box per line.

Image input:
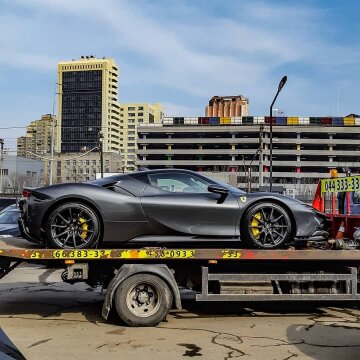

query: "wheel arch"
left=41, top=196, right=104, bottom=242
left=102, top=264, right=181, bottom=320
left=240, top=197, right=297, bottom=237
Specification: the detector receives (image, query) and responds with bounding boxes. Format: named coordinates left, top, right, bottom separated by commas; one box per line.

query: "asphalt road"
left=0, top=264, right=359, bottom=359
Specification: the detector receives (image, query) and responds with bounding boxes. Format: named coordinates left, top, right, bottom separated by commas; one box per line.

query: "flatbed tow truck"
left=1, top=235, right=360, bottom=327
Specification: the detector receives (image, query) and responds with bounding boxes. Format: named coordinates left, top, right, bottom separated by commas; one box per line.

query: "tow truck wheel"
left=114, top=273, right=173, bottom=327
left=243, top=202, right=292, bottom=249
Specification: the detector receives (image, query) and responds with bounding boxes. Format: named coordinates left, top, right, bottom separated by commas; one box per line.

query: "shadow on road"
left=286, top=322, right=360, bottom=360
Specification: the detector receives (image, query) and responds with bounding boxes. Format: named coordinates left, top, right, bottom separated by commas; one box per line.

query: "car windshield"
left=0, top=211, right=19, bottom=224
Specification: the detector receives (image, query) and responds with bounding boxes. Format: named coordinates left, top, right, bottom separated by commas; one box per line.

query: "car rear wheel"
left=242, top=202, right=292, bottom=249
left=45, top=202, right=101, bottom=249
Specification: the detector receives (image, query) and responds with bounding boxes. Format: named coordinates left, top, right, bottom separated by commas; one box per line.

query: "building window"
left=128, top=107, right=135, bottom=111
left=128, top=113, right=135, bottom=117
left=138, top=106, right=144, bottom=110
left=128, top=119, right=135, bottom=123
left=128, top=125, right=135, bottom=129
left=128, top=143, right=135, bottom=147
left=138, top=119, right=143, bottom=123
left=1, top=169, right=8, bottom=176
left=26, top=171, right=31, bottom=177
left=138, top=112, right=143, bottom=116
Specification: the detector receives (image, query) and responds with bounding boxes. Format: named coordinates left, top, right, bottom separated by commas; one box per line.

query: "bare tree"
left=6, top=172, right=38, bottom=194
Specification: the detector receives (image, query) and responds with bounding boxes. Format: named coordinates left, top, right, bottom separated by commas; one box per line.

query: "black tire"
left=45, top=202, right=101, bottom=249
left=114, top=273, right=173, bottom=327
left=242, top=201, right=293, bottom=249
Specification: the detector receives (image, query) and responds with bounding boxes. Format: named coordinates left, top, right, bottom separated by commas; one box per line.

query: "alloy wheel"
left=248, top=204, right=291, bottom=248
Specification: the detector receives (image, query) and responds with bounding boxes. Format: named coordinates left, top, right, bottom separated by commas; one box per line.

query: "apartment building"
left=17, top=114, right=54, bottom=158
left=120, top=103, right=162, bottom=171
left=44, top=151, right=123, bottom=184
left=137, top=115, right=360, bottom=193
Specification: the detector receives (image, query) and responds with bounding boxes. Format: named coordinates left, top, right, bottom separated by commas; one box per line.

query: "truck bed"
left=1, top=236, right=360, bottom=261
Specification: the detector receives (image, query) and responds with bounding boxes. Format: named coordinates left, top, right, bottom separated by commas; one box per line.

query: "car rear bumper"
left=18, top=216, right=42, bottom=244
left=18, top=198, right=45, bottom=245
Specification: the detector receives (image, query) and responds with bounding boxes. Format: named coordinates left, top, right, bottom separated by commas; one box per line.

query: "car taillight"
left=22, top=190, right=32, bottom=198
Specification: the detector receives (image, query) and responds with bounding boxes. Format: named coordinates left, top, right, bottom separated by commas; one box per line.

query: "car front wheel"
left=242, top=202, right=292, bottom=249
left=45, top=202, right=101, bottom=249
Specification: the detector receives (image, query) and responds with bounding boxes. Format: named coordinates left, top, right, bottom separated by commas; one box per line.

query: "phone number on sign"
left=321, top=176, right=360, bottom=194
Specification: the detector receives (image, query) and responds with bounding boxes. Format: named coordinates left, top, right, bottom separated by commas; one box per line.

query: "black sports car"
left=19, top=169, right=329, bottom=249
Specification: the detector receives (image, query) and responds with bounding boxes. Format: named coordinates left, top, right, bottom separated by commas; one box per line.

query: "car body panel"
left=141, top=187, right=240, bottom=236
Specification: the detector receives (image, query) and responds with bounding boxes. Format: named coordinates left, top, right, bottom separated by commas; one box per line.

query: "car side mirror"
left=208, top=184, right=229, bottom=204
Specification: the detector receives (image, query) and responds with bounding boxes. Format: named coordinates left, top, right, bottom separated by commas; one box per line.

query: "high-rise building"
left=206, top=95, right=249, bottom=117
left=17, top=114, right=54, bottom=158
left=120, top=103, right=162, bottom=171
left=56, top=56, right=121, bottom=153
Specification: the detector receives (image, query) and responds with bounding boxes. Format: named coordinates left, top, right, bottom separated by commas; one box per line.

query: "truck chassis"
left=1, top=242, right=360, bottom=326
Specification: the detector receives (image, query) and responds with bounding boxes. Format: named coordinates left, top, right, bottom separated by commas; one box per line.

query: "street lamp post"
left=0, top=139, right=4, bottom=194
left=269, top=75, right=287, bottom=192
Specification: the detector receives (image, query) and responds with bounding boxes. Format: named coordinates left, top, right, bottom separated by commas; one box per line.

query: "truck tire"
left=114, top=273, right=173, bottom=327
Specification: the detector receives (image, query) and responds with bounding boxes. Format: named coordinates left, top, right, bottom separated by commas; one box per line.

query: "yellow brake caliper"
left=250, top=213, right=261, bottom=239
left=79, top=218, right=88, bottom=239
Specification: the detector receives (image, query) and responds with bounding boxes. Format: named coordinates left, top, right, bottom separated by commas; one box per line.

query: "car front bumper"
left=293, top=206, right=330, bottom=241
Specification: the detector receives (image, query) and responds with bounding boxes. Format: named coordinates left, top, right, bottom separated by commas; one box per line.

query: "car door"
left=140, top=171, right=240, bottom=237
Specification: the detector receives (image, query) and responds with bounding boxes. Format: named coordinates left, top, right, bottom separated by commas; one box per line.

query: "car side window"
left=147, top=172, right=210, bottom=193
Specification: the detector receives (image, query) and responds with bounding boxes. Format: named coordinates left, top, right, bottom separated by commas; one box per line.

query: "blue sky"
left=1, top=0, right=360, bottom=151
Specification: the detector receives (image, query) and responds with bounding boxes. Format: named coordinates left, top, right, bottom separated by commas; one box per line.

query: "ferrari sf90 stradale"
left=19, top=169, right=329, bottom=249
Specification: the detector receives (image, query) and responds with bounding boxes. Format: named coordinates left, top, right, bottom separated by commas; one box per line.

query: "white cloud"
left=0, top=0, right=359, bottom=119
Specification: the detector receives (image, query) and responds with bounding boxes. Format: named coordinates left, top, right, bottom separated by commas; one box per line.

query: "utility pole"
left=98, top=129, right=104, bottom=178
left=0, top=139, right=4, bottom=194
left=258, top=125, right=264, bottom=187
left=49, top=83, right=57, bottom=186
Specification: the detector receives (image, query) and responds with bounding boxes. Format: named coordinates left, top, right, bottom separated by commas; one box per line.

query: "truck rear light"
left=22, top=190, right=32, bottom=198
